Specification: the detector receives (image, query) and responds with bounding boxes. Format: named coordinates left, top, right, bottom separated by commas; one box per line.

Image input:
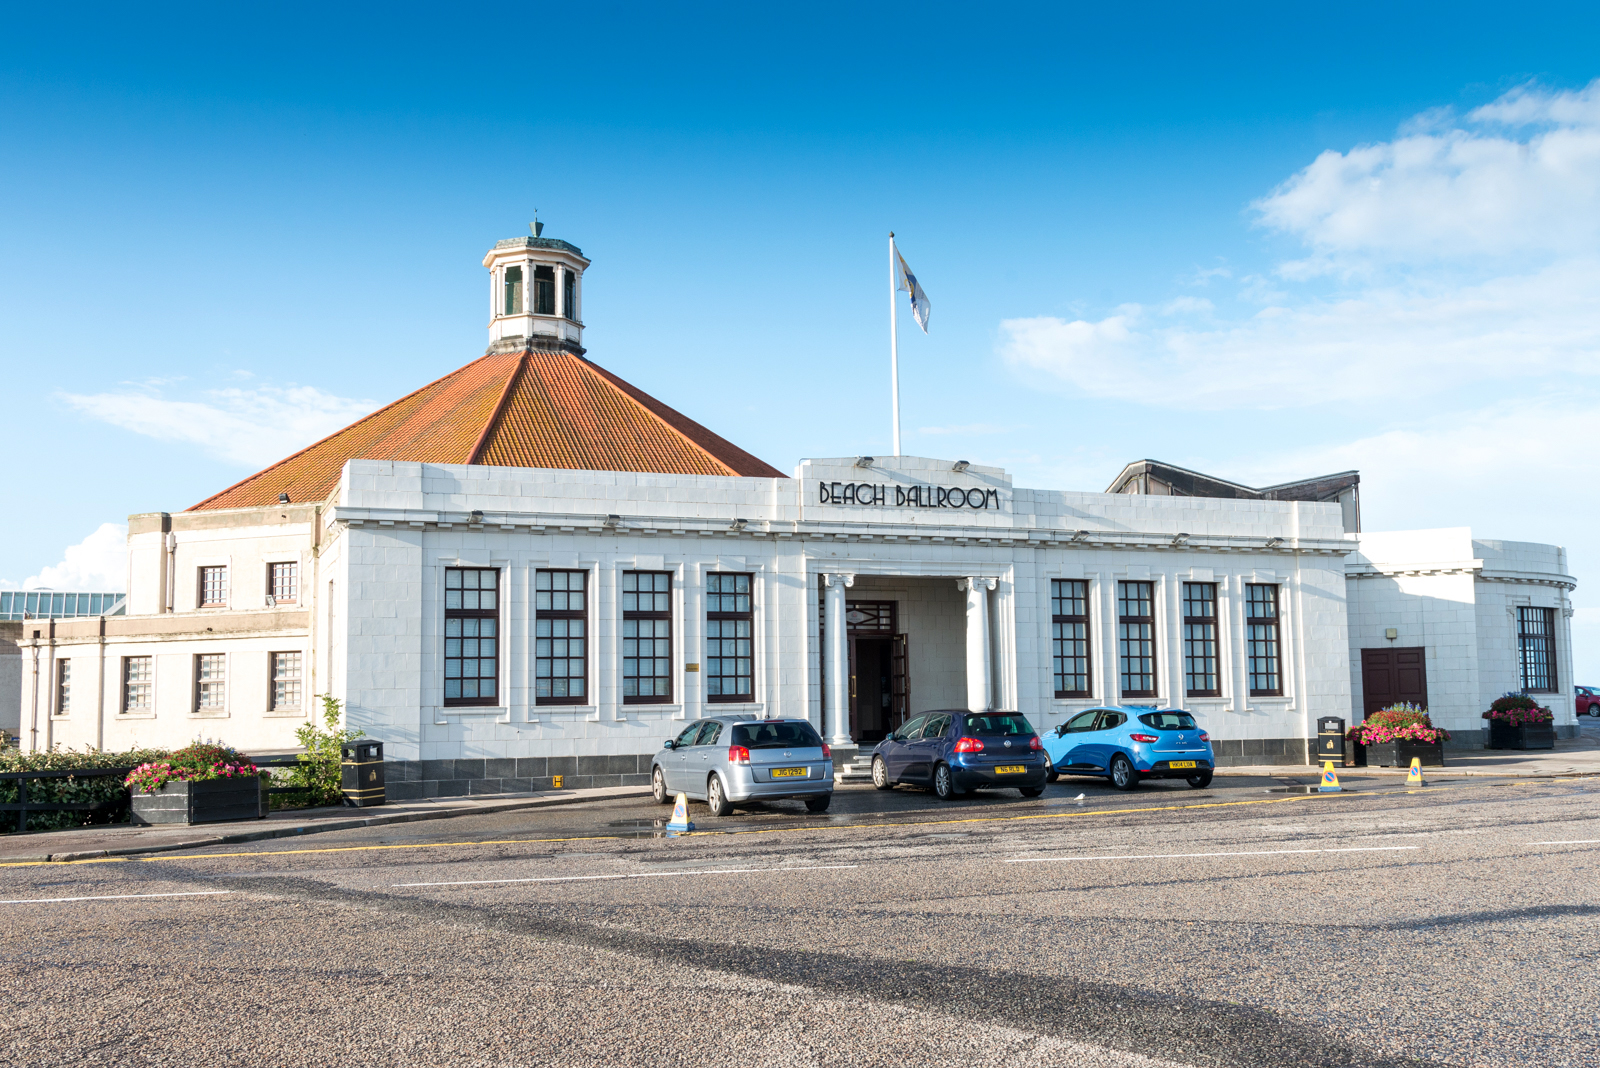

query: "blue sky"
left=3, top=3, right=1597, bottom=678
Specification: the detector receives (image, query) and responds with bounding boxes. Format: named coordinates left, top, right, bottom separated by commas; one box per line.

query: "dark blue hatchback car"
left=870, top=710, right=1050, bottom=799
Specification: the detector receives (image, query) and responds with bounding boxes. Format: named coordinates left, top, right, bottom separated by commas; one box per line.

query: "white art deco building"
left=19, top=232, right=1580, bottom=797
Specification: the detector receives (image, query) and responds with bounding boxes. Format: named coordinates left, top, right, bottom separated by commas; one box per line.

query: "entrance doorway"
left=844, top=601, right=909, bottom=743
left=1359, top=647, right=1428, bottom=718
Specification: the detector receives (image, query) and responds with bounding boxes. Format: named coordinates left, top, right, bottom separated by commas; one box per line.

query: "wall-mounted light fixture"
left=278, top=492, right=291, bottom=504
left=1265, top=536, right=1283, bottom=548
left=729, top=518, right=749, bottom=531
left=1071, top=529, right=1090, bottom=542
left=854, top=456, right=874, bottom=468
left=469, top=510, right=484, bottom=525
left=602, top=514, right=621, bottom=529
left=1385, top=627, right=1399, bottom=641
left=952, top=460, right=970, bottom=472
left=1171, top=532, right=1190, bottom=546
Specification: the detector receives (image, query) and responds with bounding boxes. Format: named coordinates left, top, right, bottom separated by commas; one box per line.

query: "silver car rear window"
left=731, top=721, right=824, bottom=749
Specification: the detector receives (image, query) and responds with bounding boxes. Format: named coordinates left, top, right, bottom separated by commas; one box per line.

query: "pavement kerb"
left=6, top=786, right=652, bottom=865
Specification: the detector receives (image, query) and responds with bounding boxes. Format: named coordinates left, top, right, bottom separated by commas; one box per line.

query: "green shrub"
left=274, top=695, right=363, bottom=808
left=0, top=748, right=170, bottom=834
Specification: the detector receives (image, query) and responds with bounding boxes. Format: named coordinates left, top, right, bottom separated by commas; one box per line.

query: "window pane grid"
left=623, top=571, right=671, bottom=703
left=444, top=568, right=499, bottom=706
left=706, top=573, right=754, bottom=702
left=199, top=566, right=227, bottom=607
left=1117, top=581, right=1157, bottom=697
left=1518, top=606, right=1557, bottom=693
left=122, top=657, right=152, bottom=713
left=535, top=570, right=587, bottom=705
left=270, top=652, right=302, bottom=711
left=1246, top=584, right=1281, bottom=696
left=1182, top=582, right=1219, bottom=696
left=196, top=654, right=226, bottom=712
left=56, top=660, right=70, bottom=714
left=270, top=562, right=298, bottom=604
left=1050, top=579, right=1091, bottom=697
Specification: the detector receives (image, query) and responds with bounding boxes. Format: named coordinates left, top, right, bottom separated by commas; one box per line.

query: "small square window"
left=199, top=566, right=228, bottom=608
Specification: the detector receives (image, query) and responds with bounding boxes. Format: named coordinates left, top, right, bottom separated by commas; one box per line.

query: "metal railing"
left=0, top=768, right=135, bottom=832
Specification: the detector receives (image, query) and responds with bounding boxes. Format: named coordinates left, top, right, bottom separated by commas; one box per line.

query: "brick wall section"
left=383, top=754, right=654, bottom=800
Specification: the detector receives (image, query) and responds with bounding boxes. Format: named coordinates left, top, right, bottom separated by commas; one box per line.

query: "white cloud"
left=999, top=80, right=1600, bottom=410
left=1256, top=80, right=1600, bottom=269
left=915, top=423, right=1020, bottom=436
left=21, top=523, right=129, bottom=592
left=60, top=384, right=375, bottom=467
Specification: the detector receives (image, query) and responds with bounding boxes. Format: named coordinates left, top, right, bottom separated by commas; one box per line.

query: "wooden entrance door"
left=1359, top=647, right=1428, bottom=718
left=890, top=633, right=909, bottom=728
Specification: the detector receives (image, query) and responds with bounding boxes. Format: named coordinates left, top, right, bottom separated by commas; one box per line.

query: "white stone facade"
left=21, top=455, right=1576, bottom=795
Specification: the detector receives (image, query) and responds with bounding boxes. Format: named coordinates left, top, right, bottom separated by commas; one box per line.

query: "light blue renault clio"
left=1041, top=706, right=1215, bottom=790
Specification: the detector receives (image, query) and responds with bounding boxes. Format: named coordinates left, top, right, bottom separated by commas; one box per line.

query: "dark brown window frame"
left=198, top=565, right=227, bottom=608
left=268, top=561, right=298, bottom=605
left=533, top=264, right=556, bottom=315
left=705, top=572, right=755, bottom=704
left=535, top=569, right=589, bottom=706
left=444, top=567, right=501, bottom=708
left=622, top=570, right=672, bottom=705
left=1182, top=582, right=1221, bottom=697
left=121, top=656, right=152, bottom=714
left=1117, top=580, right=1158, bottom=699
left=1050, top=578, right=1092, bottom=698
left=1517, top=605, right=1558, bottom=693
left=1245, top=583, right=1283, bottom=697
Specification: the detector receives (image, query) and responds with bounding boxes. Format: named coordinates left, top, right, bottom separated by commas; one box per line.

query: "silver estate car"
left=651, top=716, right=835, bottom=816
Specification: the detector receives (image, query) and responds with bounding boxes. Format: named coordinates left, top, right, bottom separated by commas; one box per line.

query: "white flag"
left=893, top=241, right=931, bottom=333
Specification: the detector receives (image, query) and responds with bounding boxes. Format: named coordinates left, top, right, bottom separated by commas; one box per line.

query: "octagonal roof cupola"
left=482, top=220, right=590, bottom=355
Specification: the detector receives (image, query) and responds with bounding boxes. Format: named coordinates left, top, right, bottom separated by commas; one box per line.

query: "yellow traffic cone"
left=1405, top=757, right=1426, bottom=787
left=1318, top=761, right=1342, bottom=793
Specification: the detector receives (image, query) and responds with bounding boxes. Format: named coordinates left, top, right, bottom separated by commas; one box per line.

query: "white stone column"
left=823, top=573, right=854, bottom=745
left=961, top=577, right=998, bottom=712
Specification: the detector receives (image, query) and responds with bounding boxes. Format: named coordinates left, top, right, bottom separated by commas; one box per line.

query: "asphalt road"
left=3, top=771, right=1598, bottom=1067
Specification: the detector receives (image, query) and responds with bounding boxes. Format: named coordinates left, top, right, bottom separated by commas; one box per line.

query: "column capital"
left=957, top=576, right=997, bottom=592
left=823, top=573, right=856, bottom=589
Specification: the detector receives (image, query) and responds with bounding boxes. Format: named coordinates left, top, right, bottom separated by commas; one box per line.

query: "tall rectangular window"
left=1518, top=606, right=1558, bottom=693
left=445, top=568, right=499, bottom=706
left=269, top=562, right=298, bottom=605
left=55, top=660, right=70, bottom=715
left=199, top=566, right=227, bottom=608
left=1246, top=584, right=1282, bottom=696
left=1182, top=582, right=1220, bottom=697
left=122, top=656, right=152, bottom=713
left=503, top=265, right=523, bottom=315
left=270, top=652, right=302, bottom=711
left=535, top=570, right=587, bottom=705
left=1117, top=581, right=1157, bottom=697
left=562, top=269, right=576, bottom=321
left=195, top=654, right=226, bottom=713
left=622, top=571, right=671, bottom=703
left=706, top=573, right=754, bottom=702
left=534, top=264, right=556, bottom=315
left=1050, top=579, right=1091, bottom=697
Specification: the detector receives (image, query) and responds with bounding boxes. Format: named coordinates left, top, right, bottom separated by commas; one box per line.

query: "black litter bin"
left=341, top=739, right=385, bottom=807
left=1316, top=717, right=1346, bottom=767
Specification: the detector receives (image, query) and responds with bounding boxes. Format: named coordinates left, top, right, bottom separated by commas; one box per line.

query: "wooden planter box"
left=130, top=777, right=265, bottom=825
left=1487, top=721, right=1556, bottom=750
left=1357, top=740, right=1444, bottom=768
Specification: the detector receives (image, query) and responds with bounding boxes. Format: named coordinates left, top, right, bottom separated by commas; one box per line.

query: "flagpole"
left=889, top=232, right=901, bottom=457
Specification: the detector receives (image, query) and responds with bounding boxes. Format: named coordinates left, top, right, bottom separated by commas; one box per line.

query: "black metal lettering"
left=895, top=486, right=906, bottom=507
left=936, top=487, right=948, bottom=507
left=964, top=488, right=982, bottom=508
left=820, top=482, right=833, bottom=504
left=986, top=489, right=1000, bottom=509
left=873, top=484, right=885, bottom=505
left=843, top=483, right=857, bottom=504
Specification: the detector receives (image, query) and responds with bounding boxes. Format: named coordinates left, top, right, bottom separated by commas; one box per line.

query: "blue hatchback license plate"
left=1169, top=760, right=1198, bottom=769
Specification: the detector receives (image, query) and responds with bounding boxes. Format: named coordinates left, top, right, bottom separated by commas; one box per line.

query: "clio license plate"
left=1169, top=760, right=1198, bottom=769
left=994, top=765, right=1026, bottom=775
left=770, top=767, right=808, bottom=778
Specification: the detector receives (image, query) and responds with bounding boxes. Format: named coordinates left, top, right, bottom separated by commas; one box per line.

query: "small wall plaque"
left=685, top=663, right=700, bottom=672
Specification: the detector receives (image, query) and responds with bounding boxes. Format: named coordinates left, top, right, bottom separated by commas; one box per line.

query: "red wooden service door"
left=1359, top=647, right=1428, bottom=718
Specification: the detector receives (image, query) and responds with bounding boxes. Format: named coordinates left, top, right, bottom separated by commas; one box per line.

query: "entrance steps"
left=835, top=747, right=876, bottom=784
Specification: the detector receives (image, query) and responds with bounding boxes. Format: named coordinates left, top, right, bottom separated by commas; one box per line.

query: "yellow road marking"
left=0, top=857, right=129, bottom=869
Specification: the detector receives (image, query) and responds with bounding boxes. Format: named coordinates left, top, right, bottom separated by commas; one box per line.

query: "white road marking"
left=1531, top=839, right=1600, bottom=845
left=394, top=864, right=859, bottom=888
left=1006, top=846, right=1419, bottom=864
left=0, top=890, right=233, bottom=905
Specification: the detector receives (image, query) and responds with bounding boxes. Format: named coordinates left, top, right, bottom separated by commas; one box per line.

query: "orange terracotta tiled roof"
left=188, top=351, right=786, bottom=511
